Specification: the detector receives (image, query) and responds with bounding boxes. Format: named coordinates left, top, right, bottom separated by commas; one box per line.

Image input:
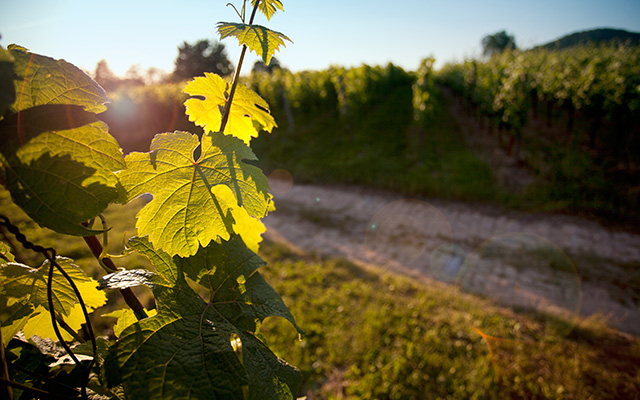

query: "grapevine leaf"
left=0, top=241, right=16, bottom=263
left=0, top=104, right=124, bottom=171
left=0, top=258, right=103, bottom=313
left=126, top=235, right=179, bottom=285
left=1, top=151, right=122, bottom=236
left=217, top=22, right=292, bottom=65
left=102, top=308, right=157, bottom=338
left=21, top=303, right=99, bottom=342
left=232, top=204, right=267, bottom=253
left=252, top=0, right=284, bottom=21
left=176, top=235, right=301, bottom=334
left=240, top=331, right=302, bottom=400
left=103, top=236, right=302, bottom=399
left=0, top=297, right=33, bottom=346
left=98, top=269, right=156, bottom=290
left=101, top=309, right=131, bottom=338
left=105, top=300, right=249, bottom=399
left=4, top=337, right=56, bottom=386
left=0, top=46, right=15, bottom=116
left=7, top=44, right=108, bottom=114
left=72, top=337, right=112, bottom=367
left=0, top=48, right=125, bottom=236
left=117, top=131, right=271, bottom=257
left=184, top=73, right=276, bottom=144
left=0, top=257, right=106, bottom=341
left=103, top=238, right=248, bottom=399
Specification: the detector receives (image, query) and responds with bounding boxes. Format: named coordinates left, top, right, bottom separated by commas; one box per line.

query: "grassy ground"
left=2, top=188, right=639, bottom=399
left=259, top=242, right=640, bottom=399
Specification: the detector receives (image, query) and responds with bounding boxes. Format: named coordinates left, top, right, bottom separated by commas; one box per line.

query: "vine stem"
left=219, top=0, right=262, bottom=133
left=81, top=224, right=148, bottom=320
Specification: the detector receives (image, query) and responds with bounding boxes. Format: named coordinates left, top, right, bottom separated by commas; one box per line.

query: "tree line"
left=93, top=39, right=236, bottom=91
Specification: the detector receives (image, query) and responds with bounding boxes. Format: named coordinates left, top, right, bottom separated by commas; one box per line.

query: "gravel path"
left=264, top=177, right=640, bottom=336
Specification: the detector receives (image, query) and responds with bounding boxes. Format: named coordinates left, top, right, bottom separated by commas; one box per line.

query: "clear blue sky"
left=2, top=0, right=639, bottom=76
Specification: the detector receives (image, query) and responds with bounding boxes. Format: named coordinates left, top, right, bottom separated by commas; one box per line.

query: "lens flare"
left=430, top=243, right=467, bottom=283
left=267, top=168, right=294, bottom=195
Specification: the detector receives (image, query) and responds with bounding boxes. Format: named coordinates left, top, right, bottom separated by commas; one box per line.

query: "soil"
left=264, top=177, right=640, bottom=336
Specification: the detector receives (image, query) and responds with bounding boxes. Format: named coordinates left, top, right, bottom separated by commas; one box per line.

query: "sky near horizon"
left=2, top=0, right=640, bottom=77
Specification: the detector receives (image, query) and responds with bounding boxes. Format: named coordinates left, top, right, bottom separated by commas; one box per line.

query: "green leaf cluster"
left=0, top=255, right=106, bottom=345
left=253, top=0, right=284, bottom=21
left=0, top=45, right=124, bottom=236
left=184, top=73, right=276, bottom=143
left=218, top=22, right=292, bottom=66
left=0, top=1, right=299, bottom=398
left=217, top=0, right=291, bottom=66
left=117, top=130, right=271, bottom=257
left=101, top=236, right=302, bottom=399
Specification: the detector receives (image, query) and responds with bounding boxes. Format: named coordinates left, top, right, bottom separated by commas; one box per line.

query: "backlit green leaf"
left=98, top=269, right=156, bottom=291
left=217, top=22, right=292, bottom=65
left=0, top=297, right=33, bottom=346
left=103, top=236, right=302, bottom=399
left=1, top=148, right=122, bottom=236
left=252, top=0, right=284, bottom=21
left=21, top=303, right=93, bottom=342
left=0, top=241, right=15, bottom=263
left=7, top=45, right=108, bottom=114
left=102, top=308, right=157, bottom=338
left=231, top=202, right=267, bottom=253
left=126, top=235, right=180, bottom=285
left=0, top=47, right=125, bottom=236
left=176, top=235, right=301, bottom=334
left=184, top=73, right=276, bottom=144
left=0, top=46, right=15, bottom=116
left=117, top=131, right=271, bottom=257
left=0, top=105, right=124, bottom=170
left=0, top=258, right=102, bottom=314
left=0, top=257, right=106, bottom=341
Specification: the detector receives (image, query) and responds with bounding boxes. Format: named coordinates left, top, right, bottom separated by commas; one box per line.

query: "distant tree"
left=172, top=39, right=233, bottom=81
left=124, top=65, right=145, bottom=86
left=481, top=30, right=517, bottom=57
left=252, top=57, right=282, bottom=74
left=94, top=60, right=150, bottom=91
left=145, top=67, right=168, bottom=85
left=94, top=59, right=120, bottom=91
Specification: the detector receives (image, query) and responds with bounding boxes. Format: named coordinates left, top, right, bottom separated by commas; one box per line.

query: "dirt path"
left=264, top=178, right=640, bottom=336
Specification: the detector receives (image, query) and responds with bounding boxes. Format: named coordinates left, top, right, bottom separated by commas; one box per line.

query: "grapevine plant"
left=0, top=1, right=302, bottom=399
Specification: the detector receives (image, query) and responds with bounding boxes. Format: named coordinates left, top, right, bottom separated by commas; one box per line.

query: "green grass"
left=258, top=242, right=640, bottom=399
left=1, top=188, right=639, bottom=399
